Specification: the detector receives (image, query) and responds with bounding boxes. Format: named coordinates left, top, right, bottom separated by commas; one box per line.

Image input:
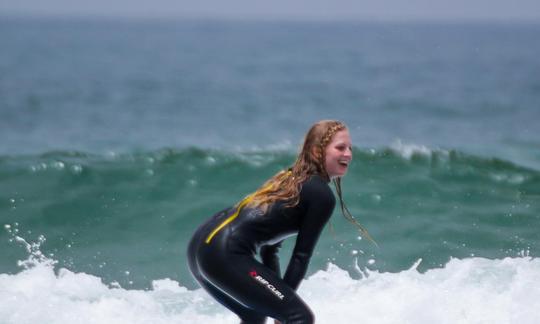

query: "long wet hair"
left=241, top=120, right=377, bottom=245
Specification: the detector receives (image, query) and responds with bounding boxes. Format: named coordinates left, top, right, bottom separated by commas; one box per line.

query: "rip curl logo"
left=249, top=270, right=285, bottom=300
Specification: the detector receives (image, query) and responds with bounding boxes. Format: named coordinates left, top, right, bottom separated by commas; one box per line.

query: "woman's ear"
left=310, top=146, right=319, bottom=160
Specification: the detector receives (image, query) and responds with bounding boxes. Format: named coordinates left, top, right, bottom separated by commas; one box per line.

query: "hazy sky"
left=2, top=0, right=540, bottom=21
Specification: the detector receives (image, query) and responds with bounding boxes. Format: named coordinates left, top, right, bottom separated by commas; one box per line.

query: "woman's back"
left=222, top=175, right=336, bottom=256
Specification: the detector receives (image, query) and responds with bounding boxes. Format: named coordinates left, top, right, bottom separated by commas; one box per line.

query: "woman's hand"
left=274, top=321, right=281, bottom=324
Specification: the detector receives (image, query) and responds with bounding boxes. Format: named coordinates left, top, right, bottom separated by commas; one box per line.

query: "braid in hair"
left=316, top=122, right=346, bottom=180
left=317, top=121, right=378, bottom=247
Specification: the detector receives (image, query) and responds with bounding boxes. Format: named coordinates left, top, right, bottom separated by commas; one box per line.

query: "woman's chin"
left=329, top=170, right=348, bottom=179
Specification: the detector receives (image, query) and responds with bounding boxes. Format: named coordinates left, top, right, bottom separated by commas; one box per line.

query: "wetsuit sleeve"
left=283, top=178, right=335, bottom=290
left=260, top=241, right=282, bottom=277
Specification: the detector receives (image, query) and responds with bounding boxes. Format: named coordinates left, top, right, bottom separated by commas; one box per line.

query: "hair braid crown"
left=316, top=121, right=346, bottom=179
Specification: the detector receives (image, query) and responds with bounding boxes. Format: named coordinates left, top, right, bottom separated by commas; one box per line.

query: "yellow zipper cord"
left=205, top=181, right=276, bottom=244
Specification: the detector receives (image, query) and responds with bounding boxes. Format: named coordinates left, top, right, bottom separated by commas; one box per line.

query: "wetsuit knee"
left=283, top=300, right=314, bottom=324
left=239, top=315, right=266, bottom=324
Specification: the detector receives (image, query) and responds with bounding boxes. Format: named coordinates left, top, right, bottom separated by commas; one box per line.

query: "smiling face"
left=324, top=129, right=353, bottom=179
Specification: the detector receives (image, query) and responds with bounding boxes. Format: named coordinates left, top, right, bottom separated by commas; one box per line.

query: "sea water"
left=1, top=237, right=539, bottom=323
left=1, top=17, right=539, bottom=323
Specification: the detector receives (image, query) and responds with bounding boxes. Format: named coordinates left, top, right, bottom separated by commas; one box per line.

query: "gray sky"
left=2, top=0, right=540, bottom=21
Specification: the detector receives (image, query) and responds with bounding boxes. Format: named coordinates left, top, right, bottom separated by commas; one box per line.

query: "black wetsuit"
left=187, top=175, right=336, bottom=324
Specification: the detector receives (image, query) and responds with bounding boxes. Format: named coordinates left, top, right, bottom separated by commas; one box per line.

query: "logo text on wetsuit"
left=249, top=270, right=285, bottom=300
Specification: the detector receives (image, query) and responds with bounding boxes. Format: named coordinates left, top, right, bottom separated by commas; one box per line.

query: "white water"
left=1, top=246, right=539, bottom=324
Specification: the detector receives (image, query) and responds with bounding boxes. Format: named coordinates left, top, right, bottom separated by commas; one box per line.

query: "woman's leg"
left=187, top=208, right=314, bottom=324
left=198, top=252, right=314, bottom=324
left=187, top=221, right=267, bottom=324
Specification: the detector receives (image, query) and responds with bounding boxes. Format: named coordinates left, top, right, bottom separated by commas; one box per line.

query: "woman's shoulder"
left=301, top=175, right=335, bottom=203
left=304, top=174, right=329, bottom=186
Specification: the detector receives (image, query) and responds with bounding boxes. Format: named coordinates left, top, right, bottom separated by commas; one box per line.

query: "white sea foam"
left=390, top=139, right=437, bottom=159
left=2, top=253, right=539, bottom=324
left=305, top=258, right=540, bottom=324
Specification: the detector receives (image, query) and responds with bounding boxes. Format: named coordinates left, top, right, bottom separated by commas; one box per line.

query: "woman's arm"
left=260, top=241, right=282, bottom=277
left=283, top=177, right=336, bottom=290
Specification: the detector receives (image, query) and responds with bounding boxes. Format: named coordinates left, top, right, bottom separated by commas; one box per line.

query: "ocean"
left=1, top=16, right=539, bottom=323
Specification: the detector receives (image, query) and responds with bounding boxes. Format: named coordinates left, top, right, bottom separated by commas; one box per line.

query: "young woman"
left=187, top=120, right=372, bottom=324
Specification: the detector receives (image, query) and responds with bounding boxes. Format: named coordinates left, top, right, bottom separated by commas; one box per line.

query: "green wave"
left=1, top=147, right=539, bottom=288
